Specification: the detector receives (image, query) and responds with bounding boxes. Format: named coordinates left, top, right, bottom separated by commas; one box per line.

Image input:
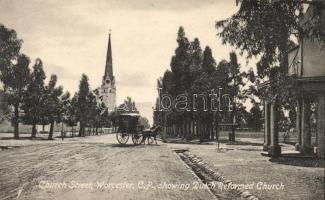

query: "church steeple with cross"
left=100, top=30, right=116, bottom=112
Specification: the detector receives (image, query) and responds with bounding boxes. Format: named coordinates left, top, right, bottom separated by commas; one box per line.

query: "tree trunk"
left=13, top=104, right=19, bottom=139
left=48, top=121, right=55, bottom=140
left=231, top=97, right=236, bottom=142
left=31, top=123, right=37, bottom=138
left=79, top=123, right=84, bottom=137
left=214, top=112, right=220, bottom=148
left=189, top=121, right=193, bottom=138
left=185, top=121, right=188, bottom=137
left=173, top=124, right=176, bottom=137
left=181, top=121, right=185, bottom=139
left=195, top=121, right=200, bottom=138
left=211, top=121, right=215, bottom=140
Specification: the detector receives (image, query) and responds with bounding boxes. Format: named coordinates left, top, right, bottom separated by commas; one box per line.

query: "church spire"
left=104, top=30, right=113, bottom=80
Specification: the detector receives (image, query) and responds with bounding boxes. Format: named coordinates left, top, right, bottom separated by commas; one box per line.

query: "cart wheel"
left=116, top=132, right=129, bottom=144
left=132, top=133, right=143, bottom=145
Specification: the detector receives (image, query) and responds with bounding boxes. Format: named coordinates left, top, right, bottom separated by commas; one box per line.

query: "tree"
left=85, top=91, right=98, bottom=134
left=96, top=102, right=108, bottom=133
left=0, top=25, right=22, bottom=84
left=4, top=54, right=30, bottom=138
left=155, top=27, right=250, bottom=142
left=170, top=26, right=191, bottom=92
left=216, top=1, right=325, bottom=137
left=0, top=25, right=25, bottom=138
left=202, top=46, right=216, bottom=74
left=216, top=0, right=324, bottom=78
left=43, top=75, right=64, bottom=139
left=228, top=52, right=244, bottom=141
left=189, top=38, right=203, bottom=73
left=246, top=103, right=263, bottom=131
left=138, top=116, right=150, bottom=129
left=191, top=46, right=218, bottom=141
left=65, top=93, right=78, bottom=130
left=77, top=74, right=90, bottom=137
left=117, top=96, right=139, bottom=114
left=22, top=59, right=46, bottom=138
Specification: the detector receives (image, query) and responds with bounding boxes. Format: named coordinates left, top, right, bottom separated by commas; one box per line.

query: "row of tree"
left=0, top=24, right=111, bottom=139
left=153, top=27, right=260, bottom=141
left=154, top=0, right=324, bottom=141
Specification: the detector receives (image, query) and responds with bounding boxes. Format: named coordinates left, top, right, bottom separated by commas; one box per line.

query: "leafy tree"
left=77, top=74, right=90, bottom=137
left=110, top=109, right=119, bottom=132
left=0, top=25, right=22, bottom=84
left=246, top=103, right=263, bottom=131
left=170, top=26, right=191, bottom=92
left=202, top=46, right=216, bottom=74
left=155, top=27, right=249, bottom=142
left=138, top=116, right=150, bottom=129
left=190, top=46, right=218, bottom=141
left=43, top=75, right=64, bottom=139
left=216, top=0, right=324, bottom=78
left=117, top=96, right=139, bottom=114
left=189, top=38, right=203, bottom=73
left=65, top=93, right=78, bottom=130
left=22, top=59, right=46, bottom=138
left=216, top=1, right=325, bottom=137
left=0, top=25, right=25, bottom=138
left=228, top=52, right=244, bottom=141
left=85, top=91, right=98, bottom=134
left=96, top=102, right=108, bottom=133
left=5, top=54, right=30, bottom=138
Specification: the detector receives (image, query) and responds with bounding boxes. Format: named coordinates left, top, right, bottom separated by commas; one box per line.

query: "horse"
left=141, top=125, right=162, bottom=144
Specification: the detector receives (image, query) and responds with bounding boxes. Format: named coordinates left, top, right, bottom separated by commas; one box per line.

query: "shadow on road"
left=269, top=156, right=325, bottom=168
left=110, top=143, right=161, bottom=148
left=165, top=137, right=263, bottom=146
left=0, top=136, right=48, bottom=141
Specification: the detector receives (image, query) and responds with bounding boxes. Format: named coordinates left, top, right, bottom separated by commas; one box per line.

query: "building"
left=261, top=3, right=325, bottom=158
left=287, top=12, right=325, bottom=158
left=99, top=32, right=116, bottom=112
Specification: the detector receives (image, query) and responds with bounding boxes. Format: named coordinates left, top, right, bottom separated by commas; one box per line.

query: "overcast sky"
left=0, top=0, right=254, bottom=123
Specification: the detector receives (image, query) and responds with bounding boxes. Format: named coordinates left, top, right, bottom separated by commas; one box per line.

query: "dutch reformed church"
left=98, top=32, right=116, bottom=112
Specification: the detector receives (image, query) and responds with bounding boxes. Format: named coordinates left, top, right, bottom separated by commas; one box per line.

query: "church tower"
left=100, top=31, right=116, bottom=112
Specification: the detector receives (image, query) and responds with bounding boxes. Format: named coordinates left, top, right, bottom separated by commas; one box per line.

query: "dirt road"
left=0, top=134, right=216, bottom=200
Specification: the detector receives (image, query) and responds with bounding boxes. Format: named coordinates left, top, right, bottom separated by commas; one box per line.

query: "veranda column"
left=317, top=93, right=325, bottom=158
left=300, top=98, right=313, bottom=154
left=263, top=101, right=271, bottom=151
left=295, top=98, right=302, bottom=151
left=268, top=101, right=281, bottom=157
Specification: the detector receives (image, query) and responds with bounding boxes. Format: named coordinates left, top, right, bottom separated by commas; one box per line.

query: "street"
left=0, top=134, right=216, bottom=200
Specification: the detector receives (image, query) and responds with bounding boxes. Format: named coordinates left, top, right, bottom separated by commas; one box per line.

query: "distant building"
left=99, top=32, right=116, bottom=112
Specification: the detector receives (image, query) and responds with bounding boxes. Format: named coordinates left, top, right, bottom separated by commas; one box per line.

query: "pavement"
left=167, top=138, right=325, bottom=200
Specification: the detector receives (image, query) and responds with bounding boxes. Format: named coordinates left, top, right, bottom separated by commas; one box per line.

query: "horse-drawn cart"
left=116, top=113, right=143, bottom=145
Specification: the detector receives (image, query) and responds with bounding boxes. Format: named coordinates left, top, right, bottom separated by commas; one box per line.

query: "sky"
left=0, top=0, right=254, bottom=124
